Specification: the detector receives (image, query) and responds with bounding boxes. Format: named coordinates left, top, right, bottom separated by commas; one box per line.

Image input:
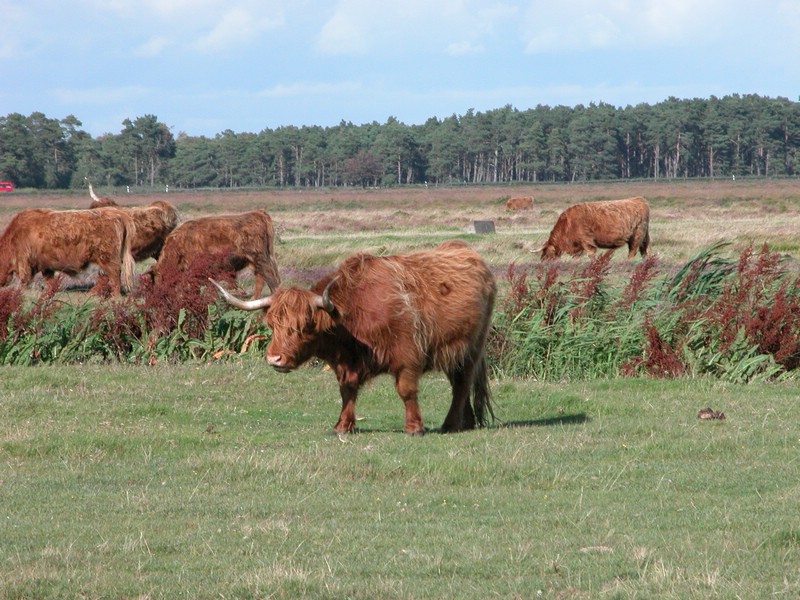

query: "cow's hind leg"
left=441, top=364, right=475, bottom=433
left=95, top=255, right=122, bottom=296
left=395, top=368, right=425, bottom=435
left=640, top=229, right=650, bottom=257
left=628, top=229, right=649, bottom=258
left=17, top=267, right=34, bottom=289
left=626, top=237, right=640, bottom=259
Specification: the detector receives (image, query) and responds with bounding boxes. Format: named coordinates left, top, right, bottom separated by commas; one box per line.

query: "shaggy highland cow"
left=0, top=208, right=136, bottom=296
left=86, top=178, right=179, bottom=261
left=506, top=196, right=533, bottom=210
left=156, top=210, right=280, bottom=298
left=211, top=240, right=496, bottom=435
left=540, top=197, right=650, bottom=260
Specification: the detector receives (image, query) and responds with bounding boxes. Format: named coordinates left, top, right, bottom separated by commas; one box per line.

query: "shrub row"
left=0, top=256, right=265, bottom=365
left=491, top=242, right=800, bottom=382
left=0, top=244, right=798, bottom=382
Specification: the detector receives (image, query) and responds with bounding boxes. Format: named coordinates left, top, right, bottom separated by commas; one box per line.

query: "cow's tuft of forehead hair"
left=267, top=288, right=327, bottom=331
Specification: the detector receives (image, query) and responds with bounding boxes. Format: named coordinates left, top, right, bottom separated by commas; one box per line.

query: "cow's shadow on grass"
left=495, top=412, right=590, bottom=430
left=346, top=412, right=589, bottom=435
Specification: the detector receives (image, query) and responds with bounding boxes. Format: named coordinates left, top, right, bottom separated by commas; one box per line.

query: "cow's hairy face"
left=263, top=289, right=325, bottom=372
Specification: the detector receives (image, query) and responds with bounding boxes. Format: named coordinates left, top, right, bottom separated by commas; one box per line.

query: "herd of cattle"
left=0, top=188, right=650, bottom=434
left=0, top=183, right=281, bottom=300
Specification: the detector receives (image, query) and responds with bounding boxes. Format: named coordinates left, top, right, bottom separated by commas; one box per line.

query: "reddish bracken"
left=618, top=255, right=660, bottom=309
left=568, top=253, right=613, bottom=322
left=0, top=286, right=25, bottom=342
left=638, top=321, right=687, bottom=378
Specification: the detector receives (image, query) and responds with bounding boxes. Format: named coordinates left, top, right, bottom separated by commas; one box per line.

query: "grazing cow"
left=0, top=208, right=136, bottom=296
left=98, top=201, right=179, bottom=262
left=86, top=179, right=179, bottom=260
left=540, top=197, right=650, bottom=260
left=211, top=240, right=497, bottom=435
left=506, top=196, right=533, bottom=211
left=156, top=210, right=280, bottom=298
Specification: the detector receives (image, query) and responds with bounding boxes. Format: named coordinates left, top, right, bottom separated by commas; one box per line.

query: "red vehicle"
left=0, top=182, right=14, bottom=192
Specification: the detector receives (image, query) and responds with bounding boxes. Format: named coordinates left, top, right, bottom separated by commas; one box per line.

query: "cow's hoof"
left=439, top=423, right=464, bottom=434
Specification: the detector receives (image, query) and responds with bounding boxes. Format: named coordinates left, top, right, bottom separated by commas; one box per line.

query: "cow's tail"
left=472, top=354, right=495, bottom=427
left=120, top=218, right=136, bottom=293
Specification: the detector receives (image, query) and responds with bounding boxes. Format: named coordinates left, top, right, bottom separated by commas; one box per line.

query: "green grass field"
left=1, top=362, right=798, bottom=599
left=2, top=180, right=800, bottom=598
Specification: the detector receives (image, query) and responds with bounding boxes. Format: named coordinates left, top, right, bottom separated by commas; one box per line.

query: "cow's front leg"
left=334, top=366, right=360, bottom=433
left=251, top=272, right=265, bottom=300
left=253, top=257, right=281, bottom=298
left=395, top=369, right=424, bottom=435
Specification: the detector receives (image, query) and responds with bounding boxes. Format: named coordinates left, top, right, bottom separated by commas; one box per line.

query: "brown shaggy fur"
left=0, top=208, right=136, bottom=296
left=245, top=240, right=496, bottom=435
left=541, top=196, right=650, bottom=260
left=98, top=201, right=179, bottom=261
left=506, top=196, right=533, bottom=210
left=156, top=210, right=280, bottom=298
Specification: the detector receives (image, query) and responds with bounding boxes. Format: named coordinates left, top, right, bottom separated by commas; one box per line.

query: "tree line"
left=1, top=94, right=798, bottom=191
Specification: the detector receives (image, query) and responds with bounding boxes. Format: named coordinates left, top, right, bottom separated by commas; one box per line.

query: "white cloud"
left=521, top=0, right=730, bottom=53
left=84, top=0, right=289, bottom=53
left=4, top=0, right=797, bottom=138
left=134, top=37, right=173, bottom=58
left=52, top=85, right=151, bottom=105
left=316, top=10, right=368, bottom=55
left=315, top=0, right=518, bottom=56
left=446, top=41, right=485, bottom=56
left=192, top=7, right=284, bottom=53
left=258, top=81, right=362, bottom=97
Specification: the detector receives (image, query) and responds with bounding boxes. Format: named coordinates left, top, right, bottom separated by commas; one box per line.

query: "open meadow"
left=1, top=179, right=800, bottom=598
left=6, top=177, right=800, bottom=281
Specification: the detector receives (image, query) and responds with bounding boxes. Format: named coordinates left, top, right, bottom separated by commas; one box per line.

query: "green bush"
left=1, top=244, right=798, bottom=381
left=490, top=243, right=800, bottom=382
left=0, top=256, right=270, bottom=365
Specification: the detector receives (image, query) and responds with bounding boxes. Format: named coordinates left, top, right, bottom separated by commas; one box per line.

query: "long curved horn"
left=314, top=277, right=338, bottom=312
left=85, top=177, right=101, bottom=203
left=209, top=278, right=272, bottom=311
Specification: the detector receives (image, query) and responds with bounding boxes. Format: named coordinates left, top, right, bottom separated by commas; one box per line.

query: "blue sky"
left=2, top=0, right=798, bottom=138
